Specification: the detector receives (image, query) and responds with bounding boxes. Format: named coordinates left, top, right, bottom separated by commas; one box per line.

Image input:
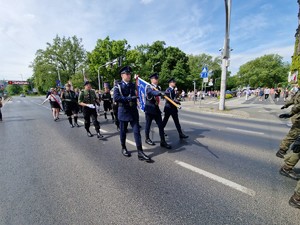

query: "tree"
left=31, top=35, right=87, bottom=93
left=236, top=54, right=290, bottom=88
left=188, top=54, right=222, bottom=90
left=5, top=85, right=22, bottom=95
left=88, top=36, right=130, bottom=89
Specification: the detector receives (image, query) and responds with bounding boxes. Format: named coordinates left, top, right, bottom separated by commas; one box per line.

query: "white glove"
left=87, top=104, right=95, bottom=109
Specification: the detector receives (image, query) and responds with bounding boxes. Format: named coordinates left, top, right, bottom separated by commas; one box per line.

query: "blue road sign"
left=200, top=67, right=208, bottom=78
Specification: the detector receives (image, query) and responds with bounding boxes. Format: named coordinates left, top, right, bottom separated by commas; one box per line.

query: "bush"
left=217, top=94, right=233, bottom=99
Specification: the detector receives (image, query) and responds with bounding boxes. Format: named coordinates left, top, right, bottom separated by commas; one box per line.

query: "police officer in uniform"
left=102, top=86, right=115, bottom=121
left=276, top=90, right=300, bottom=158
left=113, top=66, right=151, bottom=162
left=162, top=78, right=188, bottom=139
left=144, top=73, right=171, bottom=149
left=61, top=83, right=80, bottom=128
left=78, top=81, right=104, bottom=139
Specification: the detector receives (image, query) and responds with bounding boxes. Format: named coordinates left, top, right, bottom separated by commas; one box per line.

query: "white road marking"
left=180, top=120, right=204, bottom=126
left=175, top=160, right=256, bottom=197
left=126, top=139, right=149, bottom=149
left=226, top=127, right=264, bottom=135
left=77, top=119, right=108, bottom=133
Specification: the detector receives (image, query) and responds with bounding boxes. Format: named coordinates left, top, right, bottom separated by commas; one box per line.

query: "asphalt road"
left=1, top=96, right=300, bottom=225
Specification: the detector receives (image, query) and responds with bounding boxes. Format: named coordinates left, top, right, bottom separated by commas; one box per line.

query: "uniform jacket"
left=102, top=92, right=113, bottom=104
left=62, top=90, right=78, bottom=104
left=145, top=84, right=161, bottom=115
left=284, top=91, right=300, bottom=124
left=113, top=81, right=139, bottom=122
left=78, top=89, right=98, bottom=105
left=164, top=87, right=180, bottom=114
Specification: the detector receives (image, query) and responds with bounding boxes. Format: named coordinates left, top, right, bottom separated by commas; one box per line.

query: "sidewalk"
left=179, top=95, right=285, bottom=122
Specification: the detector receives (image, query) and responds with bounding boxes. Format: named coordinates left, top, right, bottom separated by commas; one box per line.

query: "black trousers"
left=145, top=113, right=164, bottom=140
left=0, top=108, right=2, bottom=120
left=120, top=120, right=141, bottom=147
left=113, top=104, right=119, bottom=127
left=83, top=107, right=100, bottom=132
left=162, top=111, right=182, bottom=134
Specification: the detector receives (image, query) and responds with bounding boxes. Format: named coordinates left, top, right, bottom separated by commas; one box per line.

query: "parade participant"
left=144, top=73, right=171, bottom=149
left=113, top=66, right=152, bottom=162
left=276, top=90, right=300, bottom=158
left=42, top=89, right=62, bottom=121
left=162, top=78, right=188, bottom=139
left=0, top=97, right=3, bottom=121
left=279, top=136, right=300, bottom=180
left=61, top=83, right=80, bottom=128
left=78, top=81, right=103, bottom=139
left=102, top=86, right=115, bottom=121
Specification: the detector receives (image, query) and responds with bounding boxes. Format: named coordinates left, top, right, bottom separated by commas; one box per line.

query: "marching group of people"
left=276, top=83, right=300, bottom=209
left=42, top=66, right=188, bottom=163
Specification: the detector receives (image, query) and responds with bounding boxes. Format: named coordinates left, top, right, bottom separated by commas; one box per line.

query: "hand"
left=281, top=106, right=286, bottom=110
left=87, top=104, right=95, bottom=109
left=126, top=96, right=132, bottom=102
left=279, top=113, right=292, bottom=119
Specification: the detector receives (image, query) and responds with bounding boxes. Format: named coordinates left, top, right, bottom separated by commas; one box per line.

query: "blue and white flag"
left=137, top=77, right=150, bottom=112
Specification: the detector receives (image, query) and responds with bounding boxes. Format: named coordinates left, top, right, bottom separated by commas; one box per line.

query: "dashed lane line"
left=226, top=127, right=264, bottom=135
left=175, top=160, right=256, bottom=197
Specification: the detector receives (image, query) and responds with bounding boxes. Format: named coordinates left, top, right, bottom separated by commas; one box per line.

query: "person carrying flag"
left=144, top=73, right=171, bottom=149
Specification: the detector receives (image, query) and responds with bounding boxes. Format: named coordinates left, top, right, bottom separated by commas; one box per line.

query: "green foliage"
left=291, top=36, right=300, bottom=84
left=217, top=94, right=232, bottom=99
left=188, top=54, right=221, bottom=90
left=236, top=54, right=290, bottom=88
left=31, top=35, right=87, bottom=93
left=5, top=85, right=22, bottom=95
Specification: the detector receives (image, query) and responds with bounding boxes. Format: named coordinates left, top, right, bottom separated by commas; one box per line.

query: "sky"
left=0, top=0, right=298, bottom=81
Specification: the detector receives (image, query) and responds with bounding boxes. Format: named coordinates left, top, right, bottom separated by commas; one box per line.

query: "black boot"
left=74, top=116, right=80, bottom=127
left=122, top=144, right=131, bottom=157
left=145, top=138, right=155, bottom=145
left=179, top=132, right=189, bottom=139
left=276, top=149, right=286, bottom=158
left=87, top=130, right=93, bottom=137
left=289, top=192, right=300, bottom=209
left=104, top=112, right=107, bottom=120
left=111, top=112, right=115, bottom=121
left=280, top=166, right=300, bottom=180
left=97, top=132, right=104, bottom=139
left=68, top=117, right=74, bottom=128
left=137, top=146, right=152, bottom=162
left=160, top=140, right=172, bottom=149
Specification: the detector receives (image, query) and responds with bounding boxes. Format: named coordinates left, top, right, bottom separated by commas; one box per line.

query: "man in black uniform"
left=102, top=86, right=115, bottom=121
left=144, top=73, right=171, bottom=149
left=61, top=83, right=80, bottom=128
left=113, top=66, right=151, bottom=162
left=162, top=78, right=189, bottom=139
left=78, top=81, right=104, bottom=139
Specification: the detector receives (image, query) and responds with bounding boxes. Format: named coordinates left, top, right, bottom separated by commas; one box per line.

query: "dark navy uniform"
left=144, top=73, right=171, bottom=149
left=114, top=66, right=151, bottom=162
left=162, top=78, right=188, bottom=139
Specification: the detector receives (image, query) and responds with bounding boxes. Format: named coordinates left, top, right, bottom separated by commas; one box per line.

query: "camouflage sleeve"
left=78, top=91, right=84, bottom=104
left=290, top=103, right=300, bottom=115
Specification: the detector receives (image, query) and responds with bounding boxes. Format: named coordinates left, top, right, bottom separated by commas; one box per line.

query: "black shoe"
left=164, top=133, right=168, bottom=137
left=139, top=125, right=142, bottom=129
left=70, top=124, right=74, bottom=128
left=289, top=193, right=300, bottom=209
left=117, top=126, right=120, bottom=131
left=276, top=149, right=286, bottom=158
left=122, top=148, right=131, bottom=157
left=280, top=167, right=300, bottom=180
left=74, top=123, right=80, bottom=127
left=179, top=133, right=189, bottom=139
left=145, top=138, right=155, bottom=146
left=97, top=132, right=104, bottom=139
left=87, top=132, right=93, bottom=137
left=160, top=141, right=172, bottom=149
left=138, top=151, right=152, bottom=162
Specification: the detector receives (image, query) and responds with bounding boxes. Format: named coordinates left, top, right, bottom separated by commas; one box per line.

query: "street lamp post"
left=56, top=65, right=61, bottom=82
left=219, top=0, right=232, bottom=111
left=97, top=66, right=101, bottom=91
